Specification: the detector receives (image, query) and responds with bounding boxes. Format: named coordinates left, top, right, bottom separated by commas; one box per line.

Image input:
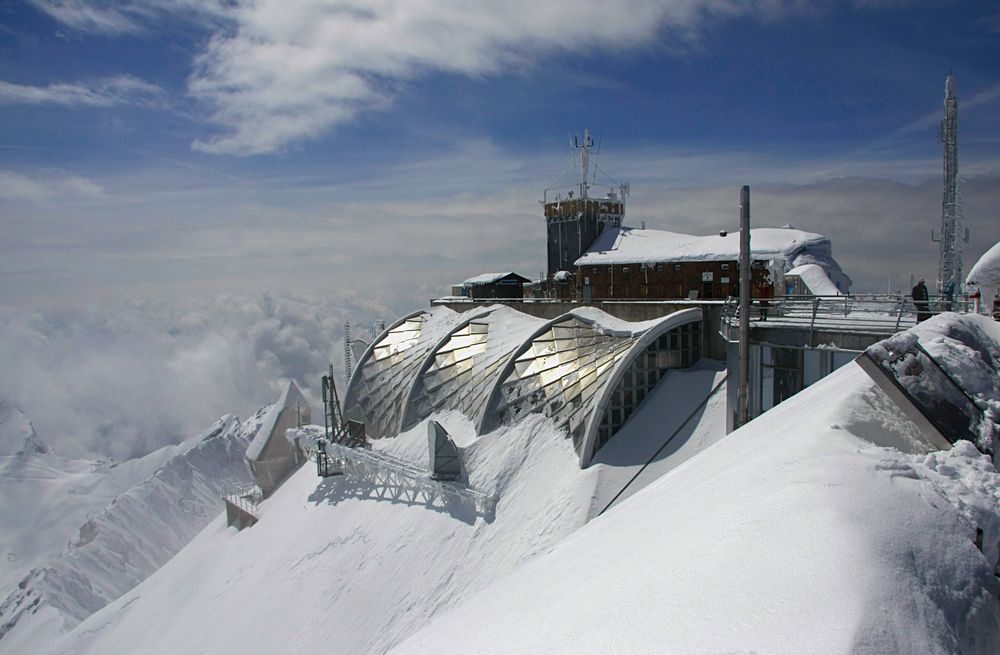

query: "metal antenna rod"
left=738, top=185, right=751, bottom=427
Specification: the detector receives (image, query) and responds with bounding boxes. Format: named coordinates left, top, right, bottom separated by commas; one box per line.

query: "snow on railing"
left=322, top=440, right=497, bottom=516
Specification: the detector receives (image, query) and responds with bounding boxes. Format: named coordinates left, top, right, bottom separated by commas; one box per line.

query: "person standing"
left=912, top=278, right=930, bottom=322
left=942, top=279, right=955, bottom=311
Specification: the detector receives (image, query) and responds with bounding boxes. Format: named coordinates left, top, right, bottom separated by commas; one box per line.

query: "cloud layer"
left=0, top=76, right=166, bottom=108
left=0, top=169, right=105, bottom=202
left=0, top=293, right=377, bottom=461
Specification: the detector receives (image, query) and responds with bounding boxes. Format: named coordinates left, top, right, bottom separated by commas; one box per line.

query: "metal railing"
left=223, top=483, right=262, bottom=518
left=720, top=294, right=976, bottom=337
left=323, top=440, right=497, bottom=515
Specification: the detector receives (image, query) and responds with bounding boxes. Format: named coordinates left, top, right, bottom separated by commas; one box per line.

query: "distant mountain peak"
left=0, top=401, right=49, bottom=456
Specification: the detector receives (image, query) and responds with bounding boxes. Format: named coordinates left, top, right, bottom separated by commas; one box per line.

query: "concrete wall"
left=248, top=405, right=310, bottom=497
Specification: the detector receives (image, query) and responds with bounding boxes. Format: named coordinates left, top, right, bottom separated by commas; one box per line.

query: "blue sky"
left=2, top=0, right=999, bottom=312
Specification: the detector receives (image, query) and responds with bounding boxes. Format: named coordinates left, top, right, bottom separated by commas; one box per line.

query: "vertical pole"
left=738, top=185, right=751, bottom=427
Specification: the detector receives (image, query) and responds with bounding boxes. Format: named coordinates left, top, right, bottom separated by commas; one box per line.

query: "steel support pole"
left=738, top=185, right=751, bottom=427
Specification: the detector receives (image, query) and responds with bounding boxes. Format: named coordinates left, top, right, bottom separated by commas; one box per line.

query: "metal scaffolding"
left=322, top=439, right=497, bottom=516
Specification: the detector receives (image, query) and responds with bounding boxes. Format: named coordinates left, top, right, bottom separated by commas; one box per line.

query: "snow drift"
left=397, top=362, right=1000, bottom=654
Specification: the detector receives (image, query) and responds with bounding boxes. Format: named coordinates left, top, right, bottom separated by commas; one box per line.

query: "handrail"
left=719, top=294, right=976, bottom=339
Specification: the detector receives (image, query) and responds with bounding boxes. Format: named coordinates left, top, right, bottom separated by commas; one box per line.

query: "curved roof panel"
left=402, top=306, right=545, bottom=432
left=343, top=306, right=463, bottom=439
left=478, top=309, right=650, bottom=451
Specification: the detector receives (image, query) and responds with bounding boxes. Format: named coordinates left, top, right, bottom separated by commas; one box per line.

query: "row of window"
left=595, top=322, right=703, bottom=450
left=347, top=306, right=704, bottom=465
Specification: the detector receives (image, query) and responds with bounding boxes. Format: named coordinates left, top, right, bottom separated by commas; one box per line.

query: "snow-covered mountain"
left=0, top=401, right=47, bottom=456
left=7, top=314, right=1000, bottom=654
left=0, top=413, right=256, bottom=653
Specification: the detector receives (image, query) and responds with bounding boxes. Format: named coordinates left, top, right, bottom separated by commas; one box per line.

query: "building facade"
left=344, top=304, right=704, bottom=467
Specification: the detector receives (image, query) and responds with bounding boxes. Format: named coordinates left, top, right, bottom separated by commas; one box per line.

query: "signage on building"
left=702, top=272, right=714, bottom=282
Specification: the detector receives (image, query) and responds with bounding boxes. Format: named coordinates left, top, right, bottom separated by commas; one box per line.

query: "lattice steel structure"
left=935, top=74, right=964, bottom=294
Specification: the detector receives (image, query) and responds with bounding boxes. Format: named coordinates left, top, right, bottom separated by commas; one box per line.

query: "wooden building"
left=461, top=272, right=531, bottom=300
left=574, top=227, right=844, bottom=301
left=577, top=258, right=771, bottom=300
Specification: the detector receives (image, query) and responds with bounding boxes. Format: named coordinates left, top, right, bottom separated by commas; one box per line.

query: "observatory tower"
left=543, top=129, right=628, bottom=277
left=934, top=74, right=965, bottom=293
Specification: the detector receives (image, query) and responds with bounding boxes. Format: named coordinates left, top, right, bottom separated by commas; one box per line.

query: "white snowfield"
left=24, top=315, right=1000, bottom=654
left=0, top=415, right=254, bottom=653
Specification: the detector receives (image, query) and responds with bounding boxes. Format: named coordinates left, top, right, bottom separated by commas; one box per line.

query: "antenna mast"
left=934, top=74, right=965, bottom=293
left=577, top=128, right=593, bottom=199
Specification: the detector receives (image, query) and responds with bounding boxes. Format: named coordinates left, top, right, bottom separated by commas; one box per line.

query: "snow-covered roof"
left=245, top=380, right=308, bottom=462
left=966, top=241, right=1000, bottom=288
left=462, top=272, right=527, bottom=286
left=786, top=263, right=842, bottom=296
left=576, top=227, right=828, bottom=265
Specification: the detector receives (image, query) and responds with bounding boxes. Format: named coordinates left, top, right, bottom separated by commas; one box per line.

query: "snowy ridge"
left=0, top=402, right=47, bottom=456
left=0, top=415, right=254, bottom=652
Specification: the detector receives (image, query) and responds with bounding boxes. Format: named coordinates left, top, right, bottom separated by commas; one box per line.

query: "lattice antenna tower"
left=933, top=74, right=968, bottom=292
left=344, top=322, right=353, bottom=381
left=574, top=128, right=594, bottom=198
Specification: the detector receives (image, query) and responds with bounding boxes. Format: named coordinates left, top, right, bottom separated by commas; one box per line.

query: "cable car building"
left=344, top=304, right=703, bottom=467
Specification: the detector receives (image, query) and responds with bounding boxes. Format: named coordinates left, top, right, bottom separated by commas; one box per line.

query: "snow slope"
left=397, top=361, right=1000, bottom=654
left=51, top=412, right=602, bottom=655
left=588, top=360, right=729, bottom=516
left=36, top=314, right=1000, bottom=654
left=0, top=415, right=254, bottom=653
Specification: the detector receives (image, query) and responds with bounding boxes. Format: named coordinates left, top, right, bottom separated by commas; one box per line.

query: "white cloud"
left=0, top=293, right=374, bottom=461
left=0, top=169, right=105, bottom=202
left=182, top=0, right=819, bottom=155
left=0, top=76, right=166, bottom=108
left=26, top=0, right=228, bottom=35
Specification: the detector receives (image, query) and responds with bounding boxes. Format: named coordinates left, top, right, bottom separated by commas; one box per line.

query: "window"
left=758, top=347, right=803, bottom=413
left=594, top=320, right=702, bottom=454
